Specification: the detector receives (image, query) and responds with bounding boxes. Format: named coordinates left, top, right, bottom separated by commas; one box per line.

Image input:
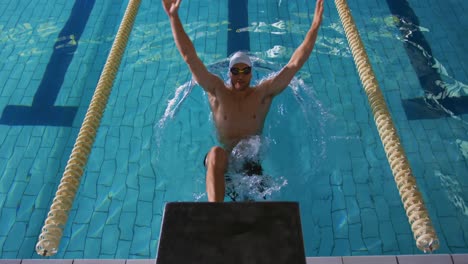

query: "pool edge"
left=1, top=253, right=467, bottom=264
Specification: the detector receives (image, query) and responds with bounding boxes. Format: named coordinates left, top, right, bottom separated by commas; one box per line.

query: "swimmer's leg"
left=205, top=146, right=228, bottom=202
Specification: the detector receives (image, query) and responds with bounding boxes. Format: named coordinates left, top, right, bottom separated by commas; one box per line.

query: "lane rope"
left=334, top=0, right=439, bottom=253
left=35, top=0, right=142, bottom=256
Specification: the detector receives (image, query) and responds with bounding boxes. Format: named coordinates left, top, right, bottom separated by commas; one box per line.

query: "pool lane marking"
left=386, top=0, right=468, bottom=119
left=227, top=0, right=250, bottom=55
left=0, top=0, right=96, bottom=126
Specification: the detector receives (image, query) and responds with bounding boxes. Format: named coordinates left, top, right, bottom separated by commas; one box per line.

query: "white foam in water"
left=435, top=170, right=468, bottom=217
left=192, top=173, right=287, bottom=203
left=395, top=16, right=468, bottom=100
left=158, top=79, right=196, bottom=129
left=193, top=136, right=289, bottom=202
left=225, top=136, right=288, bottom=201
left=226, top=173, right=288, bottom=201
left=154, top=79, right=197, bottom=156
left=230, top=136, right=263, bottom=163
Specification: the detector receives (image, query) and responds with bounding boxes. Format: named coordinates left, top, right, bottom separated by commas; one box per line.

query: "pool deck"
left=1, top=254, right=467, bottom=264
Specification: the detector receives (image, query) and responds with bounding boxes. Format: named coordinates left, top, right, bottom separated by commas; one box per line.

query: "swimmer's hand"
left=162, top=0, right=181, bottom=17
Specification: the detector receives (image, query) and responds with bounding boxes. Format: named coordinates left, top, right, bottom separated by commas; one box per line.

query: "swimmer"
left=163, top=0, right=324, bottom=202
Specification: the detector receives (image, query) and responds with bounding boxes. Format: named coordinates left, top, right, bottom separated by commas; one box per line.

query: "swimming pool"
left=0, top=0, right=467, bottom=259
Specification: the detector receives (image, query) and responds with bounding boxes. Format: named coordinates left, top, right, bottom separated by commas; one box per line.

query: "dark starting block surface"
left=156, top=202, right=305, bottom=264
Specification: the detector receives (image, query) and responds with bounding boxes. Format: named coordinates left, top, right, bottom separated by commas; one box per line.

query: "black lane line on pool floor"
left=386, top=0, right=468, bottom=120
left=0, top=0, right=96, bottom=126
left=227, top=0, right=250, bottom=56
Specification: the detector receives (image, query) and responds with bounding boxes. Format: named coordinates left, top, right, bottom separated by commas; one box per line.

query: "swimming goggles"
left=230, top=66, right=252, bottom=75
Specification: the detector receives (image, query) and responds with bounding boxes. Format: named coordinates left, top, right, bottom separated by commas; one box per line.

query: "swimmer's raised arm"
left=162, top=0, right=224, bottom=96
left=258, top=0, right=324, bottom=97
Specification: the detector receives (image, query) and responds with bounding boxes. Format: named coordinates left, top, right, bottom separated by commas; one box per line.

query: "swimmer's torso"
left=208, top=84, right=273, bottom=150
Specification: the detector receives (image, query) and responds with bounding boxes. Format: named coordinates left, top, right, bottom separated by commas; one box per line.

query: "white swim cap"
left=229, top=51, right=252, bottom=68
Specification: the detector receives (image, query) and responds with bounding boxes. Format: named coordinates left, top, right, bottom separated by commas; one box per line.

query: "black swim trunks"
left=203, top=152, right=265, bottom=201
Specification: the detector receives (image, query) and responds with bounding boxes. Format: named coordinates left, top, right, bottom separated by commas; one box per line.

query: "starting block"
left=156, top=202, right=306, bottom=264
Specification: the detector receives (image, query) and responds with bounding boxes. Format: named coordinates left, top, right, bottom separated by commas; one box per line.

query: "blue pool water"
left=0, top=0, right=467, bottom=259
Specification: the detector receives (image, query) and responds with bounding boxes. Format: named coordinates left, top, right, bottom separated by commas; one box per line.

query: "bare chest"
left=209, top=90, right=272, bottom=138
left=215, top=93, right=269, bottom=122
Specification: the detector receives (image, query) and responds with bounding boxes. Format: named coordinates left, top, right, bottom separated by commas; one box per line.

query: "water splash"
left=218, top=136, right=289, bottom=201
left=435, top=170, right=468, bottom=216
left=153, top=78, right=198, bottom=168
left=393, top=15, right=468, bottom=122
left=225, top=173, right=288, bottom=202
left=191, top=136, right=289, bottom=202
left=157, top=79, right=196, bottom=130
left=456, top=139, right=468, bottom=160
